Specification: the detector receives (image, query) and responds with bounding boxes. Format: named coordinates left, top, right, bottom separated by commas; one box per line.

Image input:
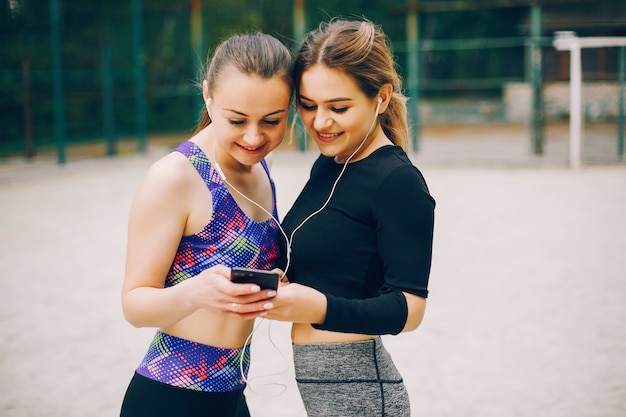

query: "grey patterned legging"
left=293, top=337, right=411, bottom=417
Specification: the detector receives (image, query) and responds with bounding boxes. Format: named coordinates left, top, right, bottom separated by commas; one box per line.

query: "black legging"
left=120, top=372, right=250, bottom=417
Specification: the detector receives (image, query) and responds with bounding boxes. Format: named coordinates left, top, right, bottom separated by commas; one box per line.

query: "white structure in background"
left=553, top=31, right=626, bottom=169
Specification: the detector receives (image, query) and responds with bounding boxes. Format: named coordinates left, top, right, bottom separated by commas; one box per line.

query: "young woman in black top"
left=262, top=19, right=435, bottom=416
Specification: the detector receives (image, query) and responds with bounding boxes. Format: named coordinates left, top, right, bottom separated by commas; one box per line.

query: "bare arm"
left=121, top=155, right=193, bottom=327
left=121, top=155, right=271, bottom=328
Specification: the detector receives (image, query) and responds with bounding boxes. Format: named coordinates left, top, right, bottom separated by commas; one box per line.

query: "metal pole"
left=293, top=0, right=305, bottom=47
left=529, top=3, right=544, bottom=155
left=50, top=0, right=66, bottom=164
left=132, top=0, right=147, bottom=152
left=618, top=45, right=625, bottom=161
left=570, top=38, right=582, bottom=170
left=102, top=46, right=116, bottom=156
left=554, top=33, right=626, bottom=168
left=406, top=0, right=420, bottom=153
left=293, top=0, right=306, bottom=151
left=191, top=0, right=204, bottom=114
left=22, top=60, right=35, bottom=158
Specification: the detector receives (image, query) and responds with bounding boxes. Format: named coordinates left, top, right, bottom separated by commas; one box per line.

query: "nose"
left=312, top=109, right=332, bottom=131
left=242, top=125, right=264, bottom=146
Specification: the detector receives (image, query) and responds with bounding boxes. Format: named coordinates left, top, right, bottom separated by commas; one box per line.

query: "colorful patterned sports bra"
left=165, top=141, right=280, bottom=287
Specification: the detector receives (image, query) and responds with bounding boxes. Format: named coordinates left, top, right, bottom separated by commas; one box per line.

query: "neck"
left=334, top=127, right=390, bottom=164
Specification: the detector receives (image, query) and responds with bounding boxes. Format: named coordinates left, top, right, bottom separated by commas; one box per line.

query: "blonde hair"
left=195, top=33, right=293, bottom=134
left=294, top=19, right=409, bottom=152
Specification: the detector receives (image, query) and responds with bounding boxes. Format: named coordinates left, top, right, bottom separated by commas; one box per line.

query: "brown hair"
left=294, top=19, right=409, bottom=152
left=195, top=33, right=293, bottom=134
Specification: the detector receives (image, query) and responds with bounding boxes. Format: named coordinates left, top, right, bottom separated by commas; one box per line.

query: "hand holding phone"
left=230, top=267, right=279, bottom=291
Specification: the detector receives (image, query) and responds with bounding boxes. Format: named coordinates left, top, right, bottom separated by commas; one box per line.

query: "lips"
left=236, top=143, right=265, bottom=154
left=316, top=131, right=342, bottom=143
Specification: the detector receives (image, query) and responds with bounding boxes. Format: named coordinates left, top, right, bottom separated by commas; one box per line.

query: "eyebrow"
left=299, top=95, right=353, bottom=103
left=224, top=109, right=286, bottom=117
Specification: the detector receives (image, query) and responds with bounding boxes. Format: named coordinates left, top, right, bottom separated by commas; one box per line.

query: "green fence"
left=2, top=0, right=625, bottom=163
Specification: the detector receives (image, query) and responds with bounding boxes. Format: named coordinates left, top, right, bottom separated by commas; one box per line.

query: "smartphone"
left=230, top=267, right=279, bottom=291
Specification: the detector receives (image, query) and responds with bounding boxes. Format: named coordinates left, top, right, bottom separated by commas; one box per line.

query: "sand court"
left=1, top=137, right=625, bottom=416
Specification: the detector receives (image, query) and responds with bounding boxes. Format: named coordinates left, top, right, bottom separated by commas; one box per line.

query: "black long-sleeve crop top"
left=280, top=145, right=435, bottom=335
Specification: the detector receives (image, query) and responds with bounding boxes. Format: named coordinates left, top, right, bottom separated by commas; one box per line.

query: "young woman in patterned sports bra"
left=120, top=33, right=293, bottom=417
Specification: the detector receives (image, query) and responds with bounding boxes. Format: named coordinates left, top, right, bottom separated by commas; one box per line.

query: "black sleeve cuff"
left=312, top=290, right=408, bottom=335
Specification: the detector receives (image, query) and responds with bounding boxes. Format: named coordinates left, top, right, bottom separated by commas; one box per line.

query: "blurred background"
left=2, top=3, right=626, bottom=416
left=1, top=0, right=625, bottom=165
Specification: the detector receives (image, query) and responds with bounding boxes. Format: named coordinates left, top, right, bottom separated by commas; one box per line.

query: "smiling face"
left=207, top=68, right=291, bottom=169
left=298, top=64, right=386, bottom=163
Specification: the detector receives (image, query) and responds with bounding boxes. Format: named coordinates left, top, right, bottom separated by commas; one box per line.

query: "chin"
left=312, top=141, right=336, bottom=156
left=317, top=147, right=339, bottom=158
left=237, top=153, right=267, bottom=167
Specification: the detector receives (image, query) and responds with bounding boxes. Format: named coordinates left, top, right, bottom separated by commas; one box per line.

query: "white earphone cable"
left=208, top=97, right=382, bottom=397
left=286, top=97, right=382, bottom=248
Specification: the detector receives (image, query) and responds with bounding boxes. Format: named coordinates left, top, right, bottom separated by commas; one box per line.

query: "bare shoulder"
left=143, top=151, right=197, bottom=192
left=129, top=151, right=199, bottom=215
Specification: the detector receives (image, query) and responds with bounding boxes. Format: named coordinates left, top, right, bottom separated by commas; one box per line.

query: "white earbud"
left=205, top=98, right=213, bottom=120
left=375, top=97, right=383, bottom=115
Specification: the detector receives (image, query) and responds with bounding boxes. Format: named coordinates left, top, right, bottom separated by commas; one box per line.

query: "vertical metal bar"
left=102, top=46, right=116, bottom=156
left=293, top=0, right=306, bottom=151
left=22, top=60, right=35, bottom=158
left=50, top=0, right=66, bottom=164
left=530, top=3, right=544, bottom=155
left=406, top=0, right=420, bottom=153
left=618, top=45, right=625, bottom=160
left=191, top=0, right=204, bottom=114
left=293, top=0, right=305, bottom=47
left=132, top=0, right=147, bottom=152
left=570, top=40, right=582, bottom=170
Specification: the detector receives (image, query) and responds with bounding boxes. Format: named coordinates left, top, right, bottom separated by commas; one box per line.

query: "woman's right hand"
left=184, top=265, right=277, bottom=320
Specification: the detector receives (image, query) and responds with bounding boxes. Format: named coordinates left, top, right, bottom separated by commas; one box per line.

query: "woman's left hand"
left=271, top=268, right=290, bottom=286
left=260, top=282, right=327, bottom=325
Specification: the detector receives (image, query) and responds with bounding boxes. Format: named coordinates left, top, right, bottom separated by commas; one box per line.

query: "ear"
left=202, top=80, right=210, bottom=102
left=377, top=83, right=393, bottom=114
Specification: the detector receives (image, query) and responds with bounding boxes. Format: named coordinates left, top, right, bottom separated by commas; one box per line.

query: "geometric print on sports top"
left=135, top=140, right=280, bottom=392
left=166, top=140, right=280, bottom=288
left=136, top=331, right=251, bottom=392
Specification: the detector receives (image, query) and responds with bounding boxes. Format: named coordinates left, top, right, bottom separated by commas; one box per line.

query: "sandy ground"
left=1, top=126, right=625, bottom=416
